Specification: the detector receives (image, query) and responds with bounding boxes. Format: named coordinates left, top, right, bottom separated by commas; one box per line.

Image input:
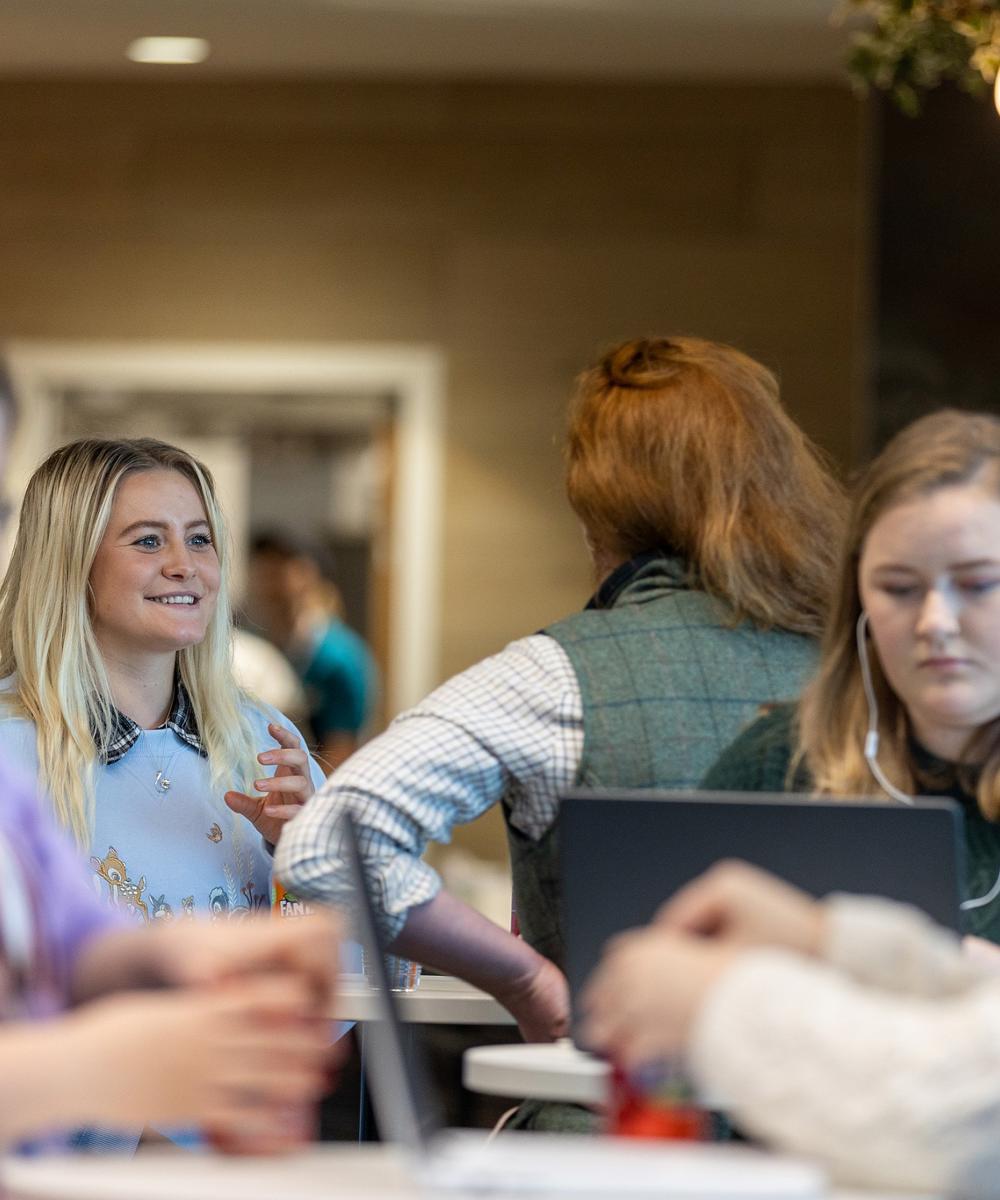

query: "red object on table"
left=609, top=1062, right=710, bottom=1141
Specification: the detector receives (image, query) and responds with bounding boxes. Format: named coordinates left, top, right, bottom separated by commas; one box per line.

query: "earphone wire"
left=856, top=610, right=999, bottom=912
left=856, top=611, right=914, bottom=807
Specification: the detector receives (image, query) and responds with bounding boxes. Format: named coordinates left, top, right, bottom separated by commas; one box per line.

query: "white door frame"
left=3, top=340, right=445, bottom=716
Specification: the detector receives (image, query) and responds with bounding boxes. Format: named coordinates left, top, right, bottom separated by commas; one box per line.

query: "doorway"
left=4, top=342, right=445, bottom=718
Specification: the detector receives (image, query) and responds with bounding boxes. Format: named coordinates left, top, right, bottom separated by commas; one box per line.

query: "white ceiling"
left=0, top=0, right=855, bottom=80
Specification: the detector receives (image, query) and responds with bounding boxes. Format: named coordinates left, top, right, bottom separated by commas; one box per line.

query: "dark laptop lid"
left=558, top=789, right=965, bottom=1042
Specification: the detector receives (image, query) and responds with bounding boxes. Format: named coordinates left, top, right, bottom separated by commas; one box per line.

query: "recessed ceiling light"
left=126, top=37, right=210, bottom=65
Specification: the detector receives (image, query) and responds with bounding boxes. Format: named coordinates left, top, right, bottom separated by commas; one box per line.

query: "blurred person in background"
left=248, top=531, right=378, bottom=772
left=232, top=625, right=309, bottom=731
left=582, top=859, right=1000, bottom=1197
left=273, top=335, right=845, bottom=1132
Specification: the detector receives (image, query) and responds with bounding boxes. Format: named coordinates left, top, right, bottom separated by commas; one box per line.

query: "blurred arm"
left=688, top=947, right=1000, bottom=1195
left=821, top=893, right=985, bottom=996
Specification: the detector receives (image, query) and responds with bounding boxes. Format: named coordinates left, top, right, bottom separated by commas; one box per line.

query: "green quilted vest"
left=506, top=552, right=818, bottom=969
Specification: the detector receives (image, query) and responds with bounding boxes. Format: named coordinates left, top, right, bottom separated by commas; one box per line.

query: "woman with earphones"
left=702, top=408, right=1000, bottom=939
left=582, top=411, right=1000, bottom=1194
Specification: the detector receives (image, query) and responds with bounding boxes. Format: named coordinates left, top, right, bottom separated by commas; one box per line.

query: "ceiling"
left=0, top=0, right=856, bottom=80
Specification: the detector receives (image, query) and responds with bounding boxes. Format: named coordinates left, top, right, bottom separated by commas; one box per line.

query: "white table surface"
left=1, top=1144, right=937, bottom=1200
left=464, top=1039, right=609, bottom=1106
left=3, top=1146, right=405, bottom=1200
left=333, top=973, right=516, bottom=1025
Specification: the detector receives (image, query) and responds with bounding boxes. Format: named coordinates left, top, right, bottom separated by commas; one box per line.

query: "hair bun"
left=602, top=338, right=678, bottom=390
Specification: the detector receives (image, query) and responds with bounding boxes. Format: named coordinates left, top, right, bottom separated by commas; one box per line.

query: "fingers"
left=256, top=722, right=310, bottom=780
left=654, top=860, right=767, bottom=934
left=254, top=774, right=311, bottom=796
left=581, top=931, right=648, bottom=1018
left=265, top=722, right=303, bottom=751
left=262, top=803, right=308, bottom=821
left=585, top=921, right=747, bottom=1071
left=204, top=914, right=340, bottom=1004
left=212, top=972, right=317, bottom=1017
left=258, top=748, right=310, bottom=773
left=269, top=913, right=340, bottom=1003
left=223, top=790, right=266, bottom=822
left=658, top=861, right=823, bottom=956
left=203, top=986, right=333, bottom=1113
left=214, top=1056, right=329, bottom=1103
left=156, top=910, right=341, bottom=993
left=655, top=876, right=731, bottom=937
left=224, top=789, right=299, bottom=843
left=205, top=1103, right=317, bottom=1155
left=252, top=724, right=318, bottom=820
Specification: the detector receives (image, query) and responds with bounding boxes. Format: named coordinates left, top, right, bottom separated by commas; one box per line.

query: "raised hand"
left=225, top=722, right=318, bottom=845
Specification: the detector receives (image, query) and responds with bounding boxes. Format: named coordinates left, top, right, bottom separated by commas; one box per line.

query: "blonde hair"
left=798, top=409, right=1000, bottom=818
left=565, top=336, right=846, bottom=637
left=0, top=437, right=259, bottom=844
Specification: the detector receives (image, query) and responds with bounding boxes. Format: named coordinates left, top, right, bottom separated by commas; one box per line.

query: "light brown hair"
left=798, top=408, right=1000, bottom=818
left=565, top=335, right=845, bottom=636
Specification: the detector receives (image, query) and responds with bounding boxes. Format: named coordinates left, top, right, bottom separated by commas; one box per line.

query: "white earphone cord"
left=855, top=611, right=999, bottom=913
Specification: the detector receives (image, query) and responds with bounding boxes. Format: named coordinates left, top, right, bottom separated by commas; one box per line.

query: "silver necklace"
left=146, top=732, right=176, bottom=793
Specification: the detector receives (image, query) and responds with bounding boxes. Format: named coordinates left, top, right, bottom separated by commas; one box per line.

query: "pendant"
left=154, top=771, right=172, bottom=793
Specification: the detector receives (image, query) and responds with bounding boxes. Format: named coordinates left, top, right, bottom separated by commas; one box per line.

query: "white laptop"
left=341, top=813, right=828, bottom=1199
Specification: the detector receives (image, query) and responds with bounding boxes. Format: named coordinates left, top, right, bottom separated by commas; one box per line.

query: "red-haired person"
left=276, top=336, right=844, bottom=1127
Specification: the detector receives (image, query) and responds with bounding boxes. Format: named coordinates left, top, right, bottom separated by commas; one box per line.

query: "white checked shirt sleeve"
left=273, top=634, right=583, bottom=938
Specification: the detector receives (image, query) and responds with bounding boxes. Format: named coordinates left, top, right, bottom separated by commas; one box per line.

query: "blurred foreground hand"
left=581, top=861, right=826, bottom=1069
left=655, top=860, right=825, bottom=956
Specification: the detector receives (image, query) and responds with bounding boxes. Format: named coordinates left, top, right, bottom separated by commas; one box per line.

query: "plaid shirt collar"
left=95, top=679, right=206, bottom=765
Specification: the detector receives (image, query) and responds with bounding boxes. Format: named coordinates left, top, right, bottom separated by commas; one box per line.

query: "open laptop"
left=559, top=789, right=965, bottom=1040
left=341, top=812, right=827, bottom=1198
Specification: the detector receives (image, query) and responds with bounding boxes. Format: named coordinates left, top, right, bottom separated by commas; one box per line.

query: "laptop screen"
left=558, top=788, right=965, bottom=1043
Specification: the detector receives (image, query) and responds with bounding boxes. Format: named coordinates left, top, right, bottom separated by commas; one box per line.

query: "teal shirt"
left=300, top=618, right=377, bottom=740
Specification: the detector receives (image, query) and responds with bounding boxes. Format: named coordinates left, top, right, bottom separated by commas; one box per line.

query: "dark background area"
left=874, top=87, right=1000, bottom=449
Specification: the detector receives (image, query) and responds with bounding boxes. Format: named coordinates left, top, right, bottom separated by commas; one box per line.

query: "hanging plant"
left=840, top=1, right=1000, bottom=113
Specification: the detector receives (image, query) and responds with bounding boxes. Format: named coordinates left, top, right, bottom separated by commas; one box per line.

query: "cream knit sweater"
left=688, top=896, right=1000, bottom=1196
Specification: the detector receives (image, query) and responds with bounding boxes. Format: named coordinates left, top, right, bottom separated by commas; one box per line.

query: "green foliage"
left=841, top=1, right=1000, bottom=112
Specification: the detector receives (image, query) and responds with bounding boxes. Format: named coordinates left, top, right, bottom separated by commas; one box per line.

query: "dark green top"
left=703, top=704, right=1000, bottom=943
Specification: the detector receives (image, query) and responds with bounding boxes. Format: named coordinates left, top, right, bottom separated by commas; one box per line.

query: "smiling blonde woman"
left=0, top=438, right=324, bottom=929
